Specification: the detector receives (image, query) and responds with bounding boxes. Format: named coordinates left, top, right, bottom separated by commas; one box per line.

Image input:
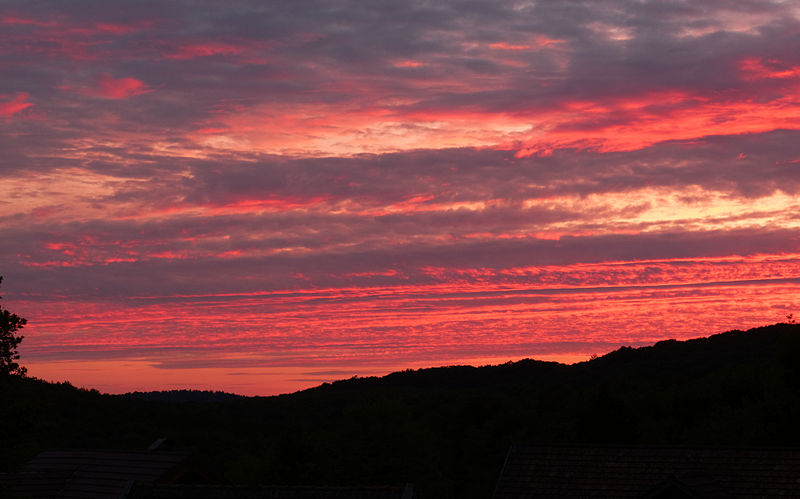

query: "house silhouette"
left=1, top=441, right=413, bottom=499
left=493, top=444, right=800, bottom=498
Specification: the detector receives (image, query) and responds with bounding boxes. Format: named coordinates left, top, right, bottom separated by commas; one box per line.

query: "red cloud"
left=94, top=73, right=151, bottom=99
left=0, top=92, right=33, bottom=117
left=0, top=15, right=143, bottom=34
left=512, top=88, right=800, bottom=157
left=739, top=57, right=800, bottom=80
left=166, top=42, right=245, bottom=60
left=393, top=60, right=424, bottom=68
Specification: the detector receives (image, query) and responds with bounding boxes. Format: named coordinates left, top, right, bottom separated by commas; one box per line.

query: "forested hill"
left=2, top=323, right=800, bottom=499
left=122, top=389, right=246, bottom=403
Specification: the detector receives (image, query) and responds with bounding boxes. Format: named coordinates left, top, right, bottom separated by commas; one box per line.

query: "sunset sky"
left=2, top=0, right=799, bottom=395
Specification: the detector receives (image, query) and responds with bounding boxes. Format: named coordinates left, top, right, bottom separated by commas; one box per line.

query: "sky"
left=1, top=0, right=799, bottom=396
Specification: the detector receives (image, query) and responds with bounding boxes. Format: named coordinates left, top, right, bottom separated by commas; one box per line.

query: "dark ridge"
left=2, top=322, right=799, bottom=499
left=120, top=390, right=246, bottom=403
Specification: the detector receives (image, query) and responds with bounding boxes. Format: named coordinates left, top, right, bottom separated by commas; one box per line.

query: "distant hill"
left=121, top=389, right=245, bottom=403
left=2, top=322, right=800, bottom=499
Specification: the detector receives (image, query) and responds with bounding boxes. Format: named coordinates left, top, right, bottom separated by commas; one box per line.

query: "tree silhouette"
left=0, top=276, right=27, bottom=376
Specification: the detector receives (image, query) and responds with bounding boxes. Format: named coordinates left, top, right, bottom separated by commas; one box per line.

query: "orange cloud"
left=490, top=35, right=562, bottom=51
left=489, top=42, right=533, bottom=51
left=393, top=60, right=424, bottom=68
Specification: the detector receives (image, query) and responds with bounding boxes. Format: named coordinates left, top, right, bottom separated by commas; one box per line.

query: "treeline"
left=122, top=389, right=245, bottom=403
left=2, top=323, right=800, bottom=498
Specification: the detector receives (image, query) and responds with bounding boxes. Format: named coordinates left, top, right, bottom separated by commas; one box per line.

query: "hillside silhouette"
left=122, top=389, right=246, bottom=403
left=2, top=323, right=800, bottom=498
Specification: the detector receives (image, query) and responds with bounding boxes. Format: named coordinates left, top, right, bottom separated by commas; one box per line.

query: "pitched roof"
left=493, top=444, right=800, bottom=498
left=10, top=448, right=190, bottom=499
left=123, top=483, right=415, bottom=499
left=0, top=470, right=74, bottom=499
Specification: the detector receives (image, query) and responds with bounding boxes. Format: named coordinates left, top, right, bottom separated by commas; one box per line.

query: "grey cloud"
left=3, top=0, right=798, bottom=158
left=4, top=227, right=799, bottom=300
left=170, top=130, right=800, bottom=207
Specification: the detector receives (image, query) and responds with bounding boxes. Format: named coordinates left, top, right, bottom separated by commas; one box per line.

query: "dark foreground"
left=2, top=323, right=800, bottom=498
